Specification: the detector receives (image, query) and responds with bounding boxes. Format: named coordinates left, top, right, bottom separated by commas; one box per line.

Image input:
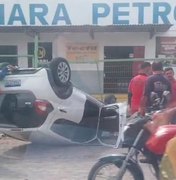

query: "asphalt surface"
left=0, top=136, right=156, bottom=180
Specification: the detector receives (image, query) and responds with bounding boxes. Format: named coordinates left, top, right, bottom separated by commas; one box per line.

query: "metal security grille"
left=104, top=61, right=133, bottom=93
left=69, top=58, right=176, bottom=101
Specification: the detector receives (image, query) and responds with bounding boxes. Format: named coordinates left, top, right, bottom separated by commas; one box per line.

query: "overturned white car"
left=0, top=57, right=125, bottom=145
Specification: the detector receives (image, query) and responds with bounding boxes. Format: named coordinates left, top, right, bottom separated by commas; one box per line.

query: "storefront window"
left=0, top=45, right=17, bottom=65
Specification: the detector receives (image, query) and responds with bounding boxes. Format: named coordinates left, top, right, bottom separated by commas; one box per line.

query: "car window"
left=0, top=92, right=48, bottom=128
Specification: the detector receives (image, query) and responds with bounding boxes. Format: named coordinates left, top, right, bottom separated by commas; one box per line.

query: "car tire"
left=49, top=57, right=71, bottom=86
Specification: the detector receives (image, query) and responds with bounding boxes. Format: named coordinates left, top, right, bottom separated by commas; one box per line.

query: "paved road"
left=0, top=136, right=156, bottom=180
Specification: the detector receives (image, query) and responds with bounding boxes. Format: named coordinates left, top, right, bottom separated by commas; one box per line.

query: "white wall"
left=61, top=31, right=154, bottom=60
left=0, top=29, right=176, bottom=67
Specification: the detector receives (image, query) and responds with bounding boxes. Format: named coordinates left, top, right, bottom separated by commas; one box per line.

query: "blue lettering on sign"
left=133, top=3, right=150, bottom=24
left=153, top=2, right=171, bottom=24
left=93, top=2, right=176, bottom=25
left=174, top=6, right=176, bottom=22
left=52, top=4, right=71, bottom=25
left=0, top=3, right=71, bottom=25
left=113, top=3, right=129, bottom=24
left=30, top=4, right=48, bottom=25
left=0, top=2, right=175, bottom=26
left=0, top=4, right=4, bottom=25
left=92, top=3, right=110, bottom=24
left=8, top=4, right=27, bottom=25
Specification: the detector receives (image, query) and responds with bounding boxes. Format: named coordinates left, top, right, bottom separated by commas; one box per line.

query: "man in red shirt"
left=164, top=67, right=176, bottom=105
left=128, top=62, right=152, bottom=115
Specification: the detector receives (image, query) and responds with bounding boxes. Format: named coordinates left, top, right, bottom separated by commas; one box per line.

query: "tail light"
left=34, top=99, right=53, bottom=116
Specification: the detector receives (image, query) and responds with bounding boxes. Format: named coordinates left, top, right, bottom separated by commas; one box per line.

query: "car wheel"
left=50, top=57, right=71, bottom=86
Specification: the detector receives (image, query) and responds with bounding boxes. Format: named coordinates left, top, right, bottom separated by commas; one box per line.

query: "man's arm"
left=139, top=95, right=147, bottom=116
left=0, top=66, right=8, bottom=80
left=139, top=77, right=153, bottom=115
left=128, top=92, right=132, bottom=107
left=127, top=79, right=133, bottom=116
left=127, top=78, right=133, bottom=106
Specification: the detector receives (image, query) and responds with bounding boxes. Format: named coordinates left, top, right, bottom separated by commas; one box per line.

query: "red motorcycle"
left=88, top=112, right=176, bottom=180
left=88, top=90, right=176, bottom=180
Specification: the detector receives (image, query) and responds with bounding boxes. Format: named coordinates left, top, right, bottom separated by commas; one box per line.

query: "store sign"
left=66, top=43, right=98, bottom=61
left=0, top=0, right=176, bottom=26
left=38, top=46, right=46, bottom=59
left=156, top=37, right=176, bottom=57
left=28, top=42, right=52, bottom=67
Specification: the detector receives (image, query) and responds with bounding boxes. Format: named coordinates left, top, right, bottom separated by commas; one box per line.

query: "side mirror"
left=163, top=90, right=170, bottom=97
left=162, top=90, right=171, bottom=103
left=150, top=92, right=160, bottom=108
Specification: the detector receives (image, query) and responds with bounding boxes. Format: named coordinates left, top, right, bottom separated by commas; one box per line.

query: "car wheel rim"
left=57, top=62, right=70, bottom=83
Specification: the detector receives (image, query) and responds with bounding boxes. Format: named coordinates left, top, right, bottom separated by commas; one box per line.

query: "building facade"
left=0, top=0, right=176, bottom=93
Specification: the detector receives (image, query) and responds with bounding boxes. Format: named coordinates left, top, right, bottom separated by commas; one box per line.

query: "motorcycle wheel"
left=88, top=158, right=143, bottom=180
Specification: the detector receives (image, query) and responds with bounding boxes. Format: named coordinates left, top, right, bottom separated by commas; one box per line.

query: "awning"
left=0, top=24, right=172, bottom=38
left=0, top=24, right=172, bottom=32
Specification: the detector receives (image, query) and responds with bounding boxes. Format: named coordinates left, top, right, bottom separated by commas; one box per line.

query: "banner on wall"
left=66, top=43, right=98, bottom=61
left=156, top=37, right=176, bottom=57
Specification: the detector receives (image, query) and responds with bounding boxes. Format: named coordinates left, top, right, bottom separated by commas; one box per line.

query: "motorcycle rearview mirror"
left=162, top=90, right=170, bottom=97
left=162, top=90, right=171, bottom=103
left=159, top=91, right=171, bottom=109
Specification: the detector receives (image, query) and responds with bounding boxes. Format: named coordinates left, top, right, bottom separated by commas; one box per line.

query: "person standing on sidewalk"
left=128, top=62, right=152, bottom=115
left=164, top=67, right=176, bottom=106
left=140, top=61, right=171, bottom=116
